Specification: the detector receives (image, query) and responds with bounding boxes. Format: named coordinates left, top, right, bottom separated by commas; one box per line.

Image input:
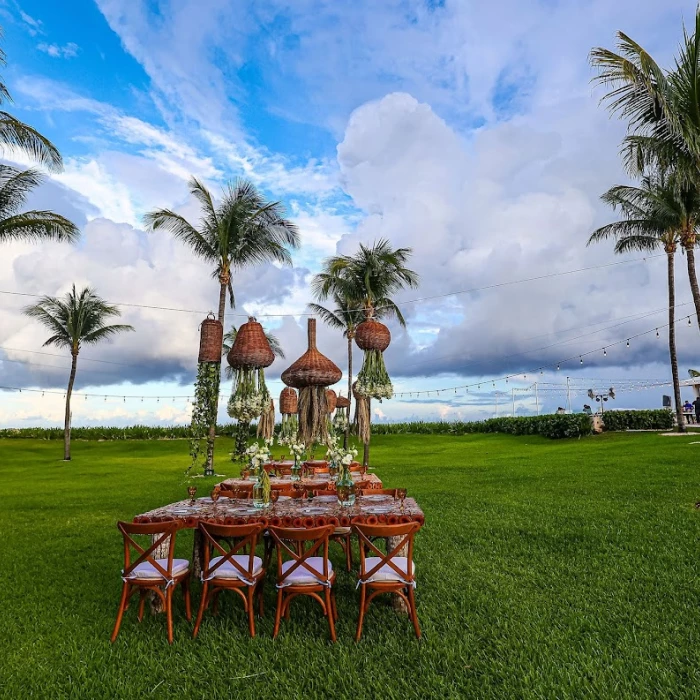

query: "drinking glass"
left=396, top=488, right=407, bottom=512
left=270, top=490, right=280, bottom=514
left=187, top=485, right=197, bottom=504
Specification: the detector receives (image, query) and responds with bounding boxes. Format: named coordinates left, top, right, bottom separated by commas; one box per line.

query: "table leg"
left=149, top=533, right=170, bottom=614
left=386, top=535, right=409, bottom=614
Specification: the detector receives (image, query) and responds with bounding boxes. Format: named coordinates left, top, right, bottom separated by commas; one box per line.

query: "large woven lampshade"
left=326, top=389, right=337, bottom=413
left=281, top=318, right=342, bottom=388
left=227, top=317, right=275, bottom=369
left=198, top=314, right=224, bottom=363
left=336, top=395, right=350, bottom=409
left=280, top=387, right=298, bottom=415
left=355, top=318, right=391, bottom=352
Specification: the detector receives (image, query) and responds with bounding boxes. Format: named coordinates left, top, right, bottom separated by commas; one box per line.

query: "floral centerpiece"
left=332, top=410, right=348, bottom=434
left=246, top=439, right=272, bottom=508
left=286, top=440, right=306, bottom=481
left=328, top=441, right=359, bottom=506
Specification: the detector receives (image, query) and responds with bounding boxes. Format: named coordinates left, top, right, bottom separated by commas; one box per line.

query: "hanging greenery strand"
left=257, top=398, right=275, bottom=441
left=188, top=362, right=220, bottom=475
left=355, top=393, right=371, bottom=444
left=355, top=349, right=393, bottom=400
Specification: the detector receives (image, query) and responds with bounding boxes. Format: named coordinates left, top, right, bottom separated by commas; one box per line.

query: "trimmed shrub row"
left=371, top=414, right=593, bottom=439
left=598, top=409, right=674, bottom=431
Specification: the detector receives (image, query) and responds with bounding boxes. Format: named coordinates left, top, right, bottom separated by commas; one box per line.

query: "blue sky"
left=0, top=0, right=699, bottom=428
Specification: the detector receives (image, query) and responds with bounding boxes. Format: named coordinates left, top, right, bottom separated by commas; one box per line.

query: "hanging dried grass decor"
left=257, top=398, right=275, bottom=441
left=281, top=319, right=341, bottom=445
left=278, top=388, right=298, bottom=445
left=354, top=319, right=393, bottom=400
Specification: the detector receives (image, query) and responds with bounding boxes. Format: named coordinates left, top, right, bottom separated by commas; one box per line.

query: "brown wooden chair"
left=359, top=488, right=398, bottom=498
left=268, top=524, right=338, bottom=642
left=349, top=462, right=366, bottom=474
left=111, top=520, right=191, bottom=644
left=274, top=461, right=294, bottom=476
left=353, top=521, right=421, bottom=641
left=193, top=522, right=266, bottom=638
left=219, top=489, right=251, bottom=500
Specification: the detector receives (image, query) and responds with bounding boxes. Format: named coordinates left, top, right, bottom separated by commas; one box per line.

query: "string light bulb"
left=580, top=356, right=583, bottom=365
left=626, top=339, right=630, bottom=348
left=603, top=348, right=607, bottom=356
left=689, top=317, right=692, bottom=326
left=656, top=328, right=659, bottom=338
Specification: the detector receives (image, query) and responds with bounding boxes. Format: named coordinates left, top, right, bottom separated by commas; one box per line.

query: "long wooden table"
left=216, top=472, right=384, bottom=492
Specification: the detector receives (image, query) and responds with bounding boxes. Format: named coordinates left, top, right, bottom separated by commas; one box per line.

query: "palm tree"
left=23, top=285, right=134, bottom=459
left=0, top=165, right=78, bottom=244
left=311, top=239, right=419, bottom=462
left=589, top=174, right=690, bottom=431
left=144, top=177, right=299, bottom=472
left=590, top=11, right=700, bottom=329
left=0, top=41, right=63, bottom=172
left=222, top=323, right=285, bottom=380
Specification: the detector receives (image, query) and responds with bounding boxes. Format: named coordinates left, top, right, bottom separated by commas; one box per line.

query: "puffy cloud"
left=37, top=42, right=79, bottom=59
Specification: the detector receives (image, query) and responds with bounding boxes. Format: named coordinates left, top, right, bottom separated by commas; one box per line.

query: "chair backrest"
left=219, top=490, right=251, bottom=499
left=268, top=525, right=335, bottom=586
left=353, top=521, right=421, bottom=584
left=359, top=488, right=398, bottom=497
left=349, top=462, right=365, bottom=473
left=275, top=465, right=293, bottom=476
left=199, top=521, right=264, bottom=581
left=312, top=489, right=337, bottom=496
left=117, top=520, right=178, bottom=580
left=352, top=480, right=370, bottom=491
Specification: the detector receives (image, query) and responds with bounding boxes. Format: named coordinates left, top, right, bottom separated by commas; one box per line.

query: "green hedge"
left=0, top=424, right=247, bottom=441
left=600, top=409, right=674, bottom=431
left=371, top=414, right=593, bottom=439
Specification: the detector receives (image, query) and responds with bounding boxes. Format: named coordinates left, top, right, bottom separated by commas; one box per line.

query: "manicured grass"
left=2, top=432, right=700, bottom=698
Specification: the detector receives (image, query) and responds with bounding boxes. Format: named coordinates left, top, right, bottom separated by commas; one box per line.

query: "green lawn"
left=2, top=432, right=700, bottom=699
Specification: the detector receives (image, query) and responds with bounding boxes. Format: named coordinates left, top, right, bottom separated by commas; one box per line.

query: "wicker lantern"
left=280, top=387, right=298, bottom=415
left=198, top=314, right=224, bottom=363
left=355, top=319, right=391, bottom=352
left=326, top=389, right=337, bottom=413
left=281, top=318, right=342, bottom=388
left=282, top=318, right=341, bottom=445
left=336, top=395, right=350, bottom=409
left=227, top=317, right=275, bottom=369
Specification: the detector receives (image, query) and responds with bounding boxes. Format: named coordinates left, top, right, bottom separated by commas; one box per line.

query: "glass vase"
left=291, top=457, right=301, bottom=482
left=336, top=465, right=356, bottom=507
left=329, top=460, right=338, bottom=479
left=253, top=467, right=271, bottom=509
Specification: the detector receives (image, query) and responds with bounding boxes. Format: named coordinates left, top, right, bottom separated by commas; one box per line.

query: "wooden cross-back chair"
left=348, top=462, right=366, bottom=474
left=219, top=489, right=251, bottom=499
left=309, top=489, right=354, bottom=571
left=358, top=488, right=398, bottom=497
left=193, top=522, right=266, bottom=638
left=111, top=520, right=191, bottom=644
left=268, top=524, right=338, bottom=642
left=353, top=521, right=421, bottom=641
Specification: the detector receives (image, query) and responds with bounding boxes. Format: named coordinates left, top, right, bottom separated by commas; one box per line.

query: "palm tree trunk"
left=668, top=251, right=685, bottom=433
left=204, top=280, right=228, bottom=476
left=64, top=352, right=78, bottom=460
left=344, top=334, right=352, bottom=450
left=685, top=245, right=700, bottom=330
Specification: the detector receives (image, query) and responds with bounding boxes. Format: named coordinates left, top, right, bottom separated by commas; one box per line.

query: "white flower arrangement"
left=332, top=411, right=348, bottom=432
left=327, top=438, right=358, bottom=467
left=287, top=441, right=306, bottom=461
left=245, top=440, right=271, bottom=469
left=355, top=377, right=393, bottom=400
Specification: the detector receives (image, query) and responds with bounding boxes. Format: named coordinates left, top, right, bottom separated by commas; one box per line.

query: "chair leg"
left=138, top=589, right=147, bottom=622
left=273, top=588, right=283, bottom=639
left=331, top=589, right=338, bottom=621
left=325, top=588, right=337, bottom=642
left=192, top=582, right=209, bottom=638
left=407, top=586, right=421, bottom=639
left=166, top=587, right=174, bottom=644
left=110, top=582, right=130, bottom=642
left=257, top=580, right=265, bottom=617
left=355, top=584, right=367, bottom=642
left=247, top=586, right=256, bottom=638
left=182, top=575, right=192, bottom=622
left=345, top=534, right=352, bottom=571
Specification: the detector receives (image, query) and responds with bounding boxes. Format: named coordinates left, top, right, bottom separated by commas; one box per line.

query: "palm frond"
left=0, top=111, right=63, bottom=172
left=143, top=207, right=217, bottom=261
left=0, top=210, right=79, bottom=243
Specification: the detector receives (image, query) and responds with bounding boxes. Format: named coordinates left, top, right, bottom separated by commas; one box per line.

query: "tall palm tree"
left=589, top=174, right=690, bottom=431
left=0, top=40, right=63, bottom=172
left=222, top=323, right=285, bottom=380
left=144, top=177, right=299, bottom=472
left=311, top=239, right=419, bottom=462
left=23, top=285, right=134, bottom=460
left=590, top=11, right=700, bottom=329
left=0, top=165, right=78, bottom=244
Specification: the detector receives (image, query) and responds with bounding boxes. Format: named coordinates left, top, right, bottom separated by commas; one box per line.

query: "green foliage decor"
left=188, top=362, right=220, bottom=474
left=599, top=409, right=674, bottom=431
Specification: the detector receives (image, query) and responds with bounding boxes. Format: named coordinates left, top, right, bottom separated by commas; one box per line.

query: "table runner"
left=134, top=494, right=423, bottom=528
left=217, top=472, right=383, bottom=491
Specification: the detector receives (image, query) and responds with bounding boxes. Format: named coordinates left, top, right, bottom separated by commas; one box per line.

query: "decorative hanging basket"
left=355, top=319, right=391, bottom=352
left=281, top=318, right=342, bottom=388
left=336, top=395, right=350, bottom=409
left=280, top=387, right=298, bottom=415
left=227, top=317, right=275, bottom=369
left=326, top=389, right=337, bottom=413
left=198, top=314, right=224, bottom=363
left=352, top=381, right=362, bottom=400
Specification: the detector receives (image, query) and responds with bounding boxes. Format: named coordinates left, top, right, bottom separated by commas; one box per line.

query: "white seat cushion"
left=362, top=556, right=414, bottom=584
left=208, top=555, right=262, bottom=580
left=280, top=557, right=333, bottom=586
left=333, top=526, right=351, bottom=535
left=127, top=558, right=189, bottom=580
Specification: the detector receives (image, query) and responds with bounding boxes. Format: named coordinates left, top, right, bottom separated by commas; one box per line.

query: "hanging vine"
left=187, top=362, right=220, bottom=476
left=228, top=367, right=270, bottom=461
left=355, top=349, right=393, bottom=400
